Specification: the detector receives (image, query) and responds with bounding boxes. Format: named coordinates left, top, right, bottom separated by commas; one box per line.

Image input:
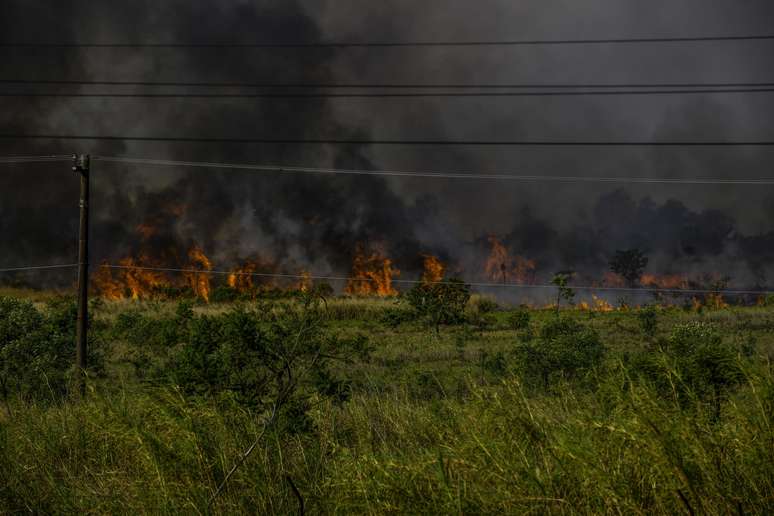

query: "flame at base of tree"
left=421, top=255, right=446, bottom=284
left=345, top=245, right=399, bottom=297
left=485, top=236, right=536, bottom=284
left=184, top=246, right=213, bottom=302
left=296, top=271, right=313, bottom=292
left=228, top=262, right=259, bottom=292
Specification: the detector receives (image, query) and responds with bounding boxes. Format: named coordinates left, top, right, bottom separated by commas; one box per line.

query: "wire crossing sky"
left=1, top=0, right=773, bottom=294
left=3, top=32, right=774, bottom=48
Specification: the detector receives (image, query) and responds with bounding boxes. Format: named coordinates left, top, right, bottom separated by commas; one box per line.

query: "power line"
left=4, top=135, right=774, bottom=146
left=3, top=88, right=774, bottom=98
left=3, top=34, right=774, bottom=49
left=92, top=155, right=774, bottom=185
left=0, top=264, right=78, bottom=273
left=0, top=155, right=74, bottom=164
left=99, top=264, right=774, bottom=296
left=3, top=79, right=774, bottom=89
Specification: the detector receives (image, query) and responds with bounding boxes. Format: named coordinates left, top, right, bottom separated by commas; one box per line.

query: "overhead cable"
left=92, top=155, right=774, bottom=185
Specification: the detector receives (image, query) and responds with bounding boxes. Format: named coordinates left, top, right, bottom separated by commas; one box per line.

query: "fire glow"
left=345, top=245, right=400, bottom=297
left=485, top=236, right=536, bottom=285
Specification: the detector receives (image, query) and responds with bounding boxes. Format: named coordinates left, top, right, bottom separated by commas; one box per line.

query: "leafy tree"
left=552, top=271, right=576, bottom=313
left=610, top=249, right=649, bottom=287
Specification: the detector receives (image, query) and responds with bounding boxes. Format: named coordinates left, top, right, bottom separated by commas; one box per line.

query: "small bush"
left=169, top=297, right=370, bottom=425
left=631, top=322, right=744, bottom=419
left=404, top=279, right=471, bottom=333
left=638, top=305, right=658, bottom=338
left=0, top=296, right=102, bottom=403
left=109, top=300, right=195, bottom=353
left=476, top=298, right=500, bottom=314
left=380, top=306, right=417, bottom=328
left=514, top=318, right=605, bottom=388
left=508, top=309, right=531, bottom=330
left=209, top=286, right=242, bottom=303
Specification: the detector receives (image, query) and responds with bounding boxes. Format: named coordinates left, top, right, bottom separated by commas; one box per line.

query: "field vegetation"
left=1, top=285, right=773, bottom=514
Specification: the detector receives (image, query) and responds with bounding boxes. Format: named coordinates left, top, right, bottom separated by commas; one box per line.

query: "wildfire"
left=602, top=272, right=627, bottom=288
left=228, top=262, right=258, bottom=293
left=92, top=256, right=170, bottom=300
left=94, top=245, right=215, bottom=302
left=484, top=236, right=536, bottom=284
left=185, top=246, right=213, bottom=302
left=640, top=274, right=689, bottom=290
left=421, top=255, right=446, bottom=284
left=578, top=295, right=616, bottom=312
left=296, top=271, right=313, bottom=292
left=591, top=295, right=615, bottom=312
left=345, top=245, right=399, bottom=297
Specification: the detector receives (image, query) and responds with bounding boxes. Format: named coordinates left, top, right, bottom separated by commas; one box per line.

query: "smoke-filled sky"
left=1, top=1, right=774, bottom=290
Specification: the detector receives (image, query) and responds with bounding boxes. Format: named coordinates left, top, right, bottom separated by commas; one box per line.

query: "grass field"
left=1, top=289, right=773, bottom=514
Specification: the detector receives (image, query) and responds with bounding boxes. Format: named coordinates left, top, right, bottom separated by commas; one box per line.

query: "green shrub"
left=403, top=279, right=471, bottom=333
left=638, top=305, right=658, bottom=338
left=515, top=318, right=605, bottom=388
left=632, top=322, right=743, bottom=419
left=508, top=309, right=531, bottom=330
left=209, top=286, right=242, bottom=303
left=476, top=298, right=500, bottom=314
left=0, top=296, right=100, bottom=403
left=108, top=300, right=195, bottom=361
left=380, top=306, right=417, bottom=327
left=169, top=297, right=370, bottom=426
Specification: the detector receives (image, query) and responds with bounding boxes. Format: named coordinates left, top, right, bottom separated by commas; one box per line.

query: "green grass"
left=1, top=294, right=773, bottom=514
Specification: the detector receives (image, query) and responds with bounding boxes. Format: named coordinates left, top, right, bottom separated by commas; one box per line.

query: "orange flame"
left=421, top=255, right=446, bottom=284
left=578, top=295, right=616, bottom=312
left=296, top=271, right=313, bottom=292
left=484, top=236, right=536, bottom=284
left=602, top=272, right=627, bottom=288
left=185, top=246, right=213, bottom=302
left=345, top=245, right=399, bottom=297
left=93, top=256, right=170, bottom=300
left=640, top=274, right=689, bottom=290
left=228, top=262, right=258, bottom=293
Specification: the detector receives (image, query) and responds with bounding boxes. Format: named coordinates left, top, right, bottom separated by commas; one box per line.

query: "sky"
left=1, top=1, right=774, bottom=292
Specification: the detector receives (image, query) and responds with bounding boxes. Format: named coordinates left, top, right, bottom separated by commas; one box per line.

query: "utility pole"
left=73, top=154, right=90, bottom=380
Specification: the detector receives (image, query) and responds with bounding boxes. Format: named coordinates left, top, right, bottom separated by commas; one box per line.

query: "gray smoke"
left=1, top=1, right=774, bottom=293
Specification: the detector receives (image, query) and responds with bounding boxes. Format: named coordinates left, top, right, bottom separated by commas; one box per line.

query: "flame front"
left=296, top=271, right=313, bottom=292
left=485, top=236, right=536, bottom=284
left=640, top=274, right=689, bottom=290
left=92, top=256, right=170, bottom=300
left=185, top=246, right=213, bottom=302
left=345, top=245, right=399, bottom=297
left=228, top=262, right=258, bottom=293
left=421, top=255, right=446, bottom=284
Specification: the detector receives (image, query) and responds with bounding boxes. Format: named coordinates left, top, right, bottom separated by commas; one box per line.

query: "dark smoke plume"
left=1, top=1, right=774, bottom=295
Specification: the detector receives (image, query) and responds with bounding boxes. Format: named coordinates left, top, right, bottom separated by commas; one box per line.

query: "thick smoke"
left=1, top=1, right=774, bottom=293
left=0, top=0, right=426, bottom=283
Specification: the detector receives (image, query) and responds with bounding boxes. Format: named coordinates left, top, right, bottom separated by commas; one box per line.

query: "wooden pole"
left=73, top=154, right=90, bottom=379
